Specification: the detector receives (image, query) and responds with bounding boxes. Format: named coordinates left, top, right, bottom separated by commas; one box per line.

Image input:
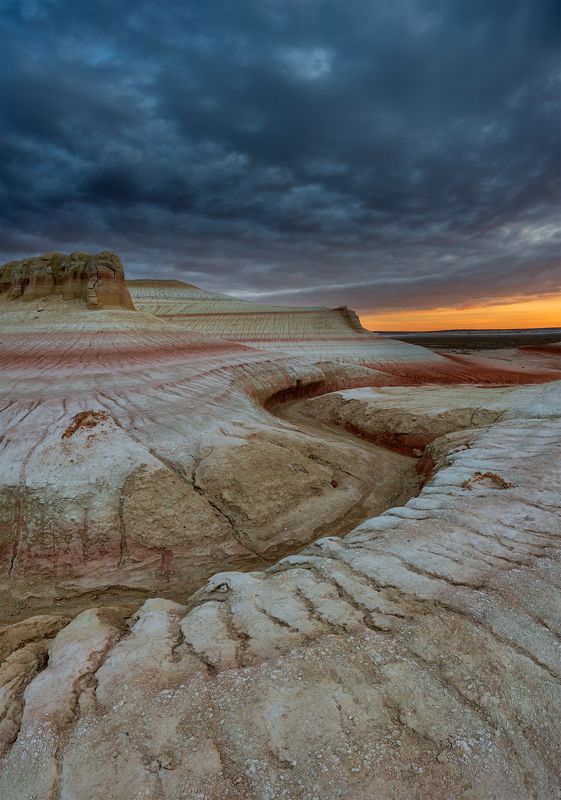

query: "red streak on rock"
left=266, top=353, right=560, bottom=412
left=369, top=353, right=560, bottom=386
left=340, top=421, right=432, bottom=457
left=62, top=410, right=108, bottom=439
left=5, top=542, right=123, bottom=578
left=0, top=336, right=252, bottom=371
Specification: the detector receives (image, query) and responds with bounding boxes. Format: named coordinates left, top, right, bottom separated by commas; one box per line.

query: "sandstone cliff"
left=0, top=251, right=134, bottom=309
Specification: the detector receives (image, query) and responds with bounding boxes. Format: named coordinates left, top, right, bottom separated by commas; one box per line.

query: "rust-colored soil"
left=62, top=410, right=108, bottom=439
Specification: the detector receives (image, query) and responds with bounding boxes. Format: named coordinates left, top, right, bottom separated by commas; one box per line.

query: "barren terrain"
left=1, top=254, right=560, bottom=800
left=384, top=328, right=561, bottom=352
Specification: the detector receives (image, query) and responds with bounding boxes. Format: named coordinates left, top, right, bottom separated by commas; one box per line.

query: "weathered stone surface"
left=1, top=261, right=560, bottom=798
left=1, top=251, right=134, bottom=309
left=0, top=268, right=463, bottom=617
left=127, top=279, right=367, bottom=341
left=1, top=405, right=560, bottom=799
left=278, top=381, right=561, bottom=454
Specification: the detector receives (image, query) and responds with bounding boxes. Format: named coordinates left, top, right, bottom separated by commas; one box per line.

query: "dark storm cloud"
left=1, top=0, right=560, bottom=315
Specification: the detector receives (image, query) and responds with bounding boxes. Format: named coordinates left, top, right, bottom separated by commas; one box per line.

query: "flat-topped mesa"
left=127, top=279, right=369, bottom=341
left=0, top=251, right=135, bottom=309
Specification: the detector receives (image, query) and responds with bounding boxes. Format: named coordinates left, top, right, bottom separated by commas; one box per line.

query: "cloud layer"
left=1, top=0, right=560, bottom=313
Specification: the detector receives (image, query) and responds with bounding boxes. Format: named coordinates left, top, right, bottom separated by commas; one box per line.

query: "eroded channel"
left=270, top=396, right=422, bottom=540
left=3, top=387, right=430, bottom=625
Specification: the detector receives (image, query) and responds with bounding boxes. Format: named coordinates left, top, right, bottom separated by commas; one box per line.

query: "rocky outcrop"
left=0, top=306, right=433, bottom=619
left=1, top=252, right=134, bottom=309
left=0, top=258, right=559, bottom=620
left=0, top=408, right=560, bottom=799
left=1, top=252, right=560, bottom=798
left=128, top=279, right=369, bottom=341
left=0, top=255, right=454, bottom=617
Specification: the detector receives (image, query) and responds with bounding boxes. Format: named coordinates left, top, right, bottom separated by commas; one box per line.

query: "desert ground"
left=384, top=329, right=561, bottom=352
left=1, top=253, right=560, bottom=800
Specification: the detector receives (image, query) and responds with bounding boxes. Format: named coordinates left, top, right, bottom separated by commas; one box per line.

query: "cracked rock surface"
left=1, top=404, right=560, bottom=799
left=0, top=267, right=472, bottom=619
left=1, top=252, right=134, bottom=310
left=1, top=257, right=560, bottom=799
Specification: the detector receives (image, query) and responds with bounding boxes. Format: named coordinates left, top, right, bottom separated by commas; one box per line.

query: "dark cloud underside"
left=1, top=0, right=560, bottom=313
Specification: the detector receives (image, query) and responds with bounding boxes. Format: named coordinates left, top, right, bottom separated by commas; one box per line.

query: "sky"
left=1, top=0, right=560, bottom=329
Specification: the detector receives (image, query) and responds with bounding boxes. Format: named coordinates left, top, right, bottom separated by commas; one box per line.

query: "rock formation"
left=1, top=254, right=560, bottom=799
left=127, top=279, right=367, bottom=342
left=0, top=277, right=447, bottom=618
left=1, top=252, right=134, bottom=309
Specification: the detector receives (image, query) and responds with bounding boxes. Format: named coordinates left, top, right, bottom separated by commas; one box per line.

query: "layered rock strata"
left=0, top=290, right=447, bottom=618
left=3, top=282, right=557, bottom=620
left=1, top=252, right=134, bottom=309
left=1, top=393, right=560, bottom=799
left=1, top=254, right=561, bottom=798
left=128, top=279, right=367, bottom=342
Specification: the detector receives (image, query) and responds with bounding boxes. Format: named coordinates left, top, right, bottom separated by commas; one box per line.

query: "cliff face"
left=0, top=251, right=134, bottom=309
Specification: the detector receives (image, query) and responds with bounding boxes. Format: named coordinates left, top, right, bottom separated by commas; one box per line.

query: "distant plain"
left=380, top=327, right=561, bottom=350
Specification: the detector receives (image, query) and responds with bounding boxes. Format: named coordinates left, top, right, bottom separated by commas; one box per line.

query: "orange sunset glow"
left=361, top=293, right=561, bottom=332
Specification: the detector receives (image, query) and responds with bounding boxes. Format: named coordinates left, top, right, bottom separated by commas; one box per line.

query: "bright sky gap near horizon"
left=1, top=0, right=560, bottom=330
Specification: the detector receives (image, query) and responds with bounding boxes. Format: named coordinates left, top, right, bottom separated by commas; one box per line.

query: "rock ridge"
left=0, top=252, right=134, bottom=310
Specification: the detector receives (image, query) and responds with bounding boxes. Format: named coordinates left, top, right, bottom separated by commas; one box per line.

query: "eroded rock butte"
left=1, top=251, right=134, bottom=309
